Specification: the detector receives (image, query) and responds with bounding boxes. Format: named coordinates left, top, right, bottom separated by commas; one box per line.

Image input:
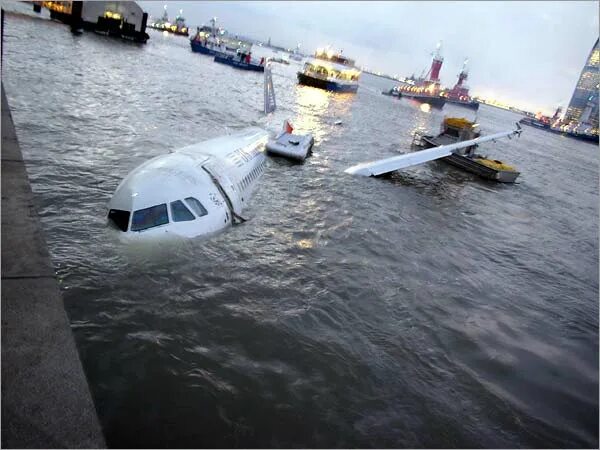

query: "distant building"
left=564, top=38, right=599, bottom=130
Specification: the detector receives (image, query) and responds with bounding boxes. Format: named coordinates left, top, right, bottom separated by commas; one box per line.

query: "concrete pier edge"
left=1, top=83, right=106, bottom=448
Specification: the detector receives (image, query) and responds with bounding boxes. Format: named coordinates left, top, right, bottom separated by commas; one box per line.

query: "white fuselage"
left=107, top=127, right=269, bottom=239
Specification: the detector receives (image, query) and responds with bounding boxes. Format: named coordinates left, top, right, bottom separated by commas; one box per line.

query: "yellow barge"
left=419, top=118, right=520, bottom=183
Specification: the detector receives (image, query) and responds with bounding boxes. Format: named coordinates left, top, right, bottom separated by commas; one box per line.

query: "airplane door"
left=201, top=160, right=243, bottom=216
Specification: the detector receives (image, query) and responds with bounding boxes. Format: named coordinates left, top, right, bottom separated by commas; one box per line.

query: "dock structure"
left=1, top=84, right=106, bottom=448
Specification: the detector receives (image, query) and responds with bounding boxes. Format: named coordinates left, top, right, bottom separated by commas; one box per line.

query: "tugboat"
left=415, top=117, right=520, bottom=183
left=440, top=59, right=479, bottom=109
left=149, top=5, right=188, bottom=36
left=383, top=42, right=446, bottom=108
left=297, top=47, right=361, bottom=93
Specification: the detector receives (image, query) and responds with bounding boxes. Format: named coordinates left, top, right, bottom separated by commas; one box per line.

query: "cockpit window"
left=108, top=209, right=130, bottom=232
left=131, top=204, right=169, bottom=231
left=170, top=200, right=195, bottom=222
left=184, top=197, right=208, bottom=217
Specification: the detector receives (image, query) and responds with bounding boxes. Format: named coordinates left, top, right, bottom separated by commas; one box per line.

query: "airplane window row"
left=129, top=197, right=208, bottom=232
left=239, top=161, right=266, bottom=192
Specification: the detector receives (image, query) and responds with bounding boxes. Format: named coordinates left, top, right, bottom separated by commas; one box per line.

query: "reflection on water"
left=293, top=85, right=355, bottom=144
left=2, top=7, right=599, bottom=449
left=293, top=85, right=330, bottom=142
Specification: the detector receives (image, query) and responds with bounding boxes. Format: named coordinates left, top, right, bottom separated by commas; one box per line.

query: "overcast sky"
left=140, top=1, right=599, bottom=114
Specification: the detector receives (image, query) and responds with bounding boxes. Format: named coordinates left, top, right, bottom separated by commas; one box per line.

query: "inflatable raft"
left=266, top=121, right=314, bottom=162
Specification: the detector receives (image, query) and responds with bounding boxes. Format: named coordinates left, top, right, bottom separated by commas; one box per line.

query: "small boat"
left=297, top=48, right=361, bottom=93
left=383, top=87, right=446, bottom=108
left=266, top=121, right=314, bottom=162
left=519, top=116, right=550, bottom=129
left=190, top=38, right=221, bottom=55
left=444, top=98, right=479, bottom=110
left=213, top=52, right=265, bottom=72
left=418, top=117, right=520, bottom=183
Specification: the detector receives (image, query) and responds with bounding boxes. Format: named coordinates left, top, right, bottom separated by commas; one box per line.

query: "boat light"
left=104, top=11, right=121, bottom=19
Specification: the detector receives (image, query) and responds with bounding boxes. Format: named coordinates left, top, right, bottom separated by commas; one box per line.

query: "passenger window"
left=131, top=204, right=168, bottom=231
left=184, top=197, right=208, bottom=217
left=170, top=200, right=195, bottom=222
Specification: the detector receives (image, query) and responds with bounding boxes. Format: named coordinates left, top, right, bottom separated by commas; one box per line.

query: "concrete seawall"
left=1, top=84, right=106, bottom=448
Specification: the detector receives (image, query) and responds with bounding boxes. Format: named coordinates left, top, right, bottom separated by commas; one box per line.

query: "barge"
left=417, top=117, right=520, bottom=183
left=444, top=98, right=479, bottom=110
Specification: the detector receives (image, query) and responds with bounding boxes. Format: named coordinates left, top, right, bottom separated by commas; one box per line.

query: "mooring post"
left=1, top=8, right=4, bottom=68
left=70, top=1, right=83, bottom=34
left=141, top=11, right=148, bottom=35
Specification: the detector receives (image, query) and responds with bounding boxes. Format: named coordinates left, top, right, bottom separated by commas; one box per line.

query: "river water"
left=3, top=6, right=598, bottom=448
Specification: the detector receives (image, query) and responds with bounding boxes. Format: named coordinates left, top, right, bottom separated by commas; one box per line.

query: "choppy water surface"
left=3, top=8, right=598, bottom=448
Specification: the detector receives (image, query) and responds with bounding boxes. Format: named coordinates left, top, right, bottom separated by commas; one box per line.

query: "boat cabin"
left=314, top=48, right=356, bottom=67
left=301, top=60, right=360, bottom=82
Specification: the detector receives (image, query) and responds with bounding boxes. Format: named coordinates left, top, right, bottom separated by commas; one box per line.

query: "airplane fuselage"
left=107, top=127, right=269, bottom=239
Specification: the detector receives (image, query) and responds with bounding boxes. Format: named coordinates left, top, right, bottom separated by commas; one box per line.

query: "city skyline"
left=140, top=1, right=599, bottom=116
left=565, top=38, right=599, bottom=129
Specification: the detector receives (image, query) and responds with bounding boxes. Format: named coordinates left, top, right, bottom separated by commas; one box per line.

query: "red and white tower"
left=428, top=41, right=444, bottom=83
left=447, top=59, right=471, bottom=100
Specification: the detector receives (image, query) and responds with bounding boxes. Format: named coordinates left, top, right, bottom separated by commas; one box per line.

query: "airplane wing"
left=344, top=125, right=522, bottom=177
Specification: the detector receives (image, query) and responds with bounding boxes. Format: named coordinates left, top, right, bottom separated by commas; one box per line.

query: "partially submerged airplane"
left=107, top=128, right=269, bottom=239
left=107, top=62, right=312, bottom=240
left=345, top=125, right=522, bottom=177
